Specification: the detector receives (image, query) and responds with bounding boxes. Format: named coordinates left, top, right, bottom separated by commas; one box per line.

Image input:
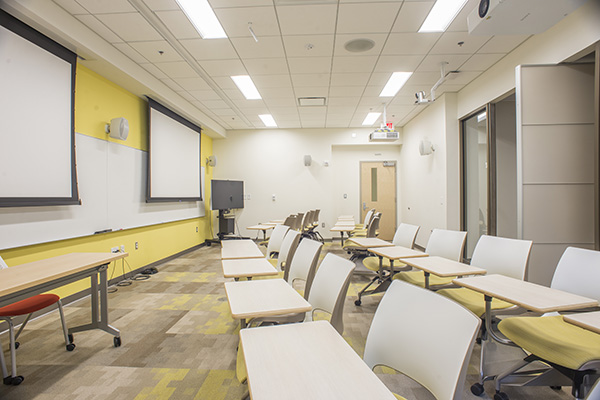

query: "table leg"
left=424, top=271, right=430, bottom=290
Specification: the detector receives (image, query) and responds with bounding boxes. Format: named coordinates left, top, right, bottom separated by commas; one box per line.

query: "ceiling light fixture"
left=362, top=112, right=381, bottom=126
left=259, top=114, right=277, bottom=127
left=379, top=72, right=413, bottom=97
left=231, top=75, right=262, bottom=100
left=419, top=0, right=469, bottom=32
left=176, top=0, right=227, bottom=39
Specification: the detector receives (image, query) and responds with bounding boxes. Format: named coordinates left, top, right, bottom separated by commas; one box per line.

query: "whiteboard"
left=0, top=133, right=205, bottom=250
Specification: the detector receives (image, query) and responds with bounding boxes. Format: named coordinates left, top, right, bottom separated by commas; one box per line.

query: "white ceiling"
left=51, top=0, right=531, bottom=130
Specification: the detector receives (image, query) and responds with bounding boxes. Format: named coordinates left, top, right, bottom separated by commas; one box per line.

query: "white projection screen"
left=0, top=10, right=78, bottom=207
left=147, top=98, right=202, bottom=202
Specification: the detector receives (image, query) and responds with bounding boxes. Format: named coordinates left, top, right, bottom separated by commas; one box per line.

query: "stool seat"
left=0, top=294, right=60, bottom=317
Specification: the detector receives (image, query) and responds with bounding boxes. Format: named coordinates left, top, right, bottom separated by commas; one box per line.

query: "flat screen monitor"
left=211, top=180, right=244, bottom=210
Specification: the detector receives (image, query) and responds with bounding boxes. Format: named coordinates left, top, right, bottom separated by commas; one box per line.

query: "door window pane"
left=371, top=168, right=378, bottom=202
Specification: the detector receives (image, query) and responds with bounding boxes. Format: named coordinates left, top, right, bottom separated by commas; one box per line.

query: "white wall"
left=212, top=128, right=401, bottom=239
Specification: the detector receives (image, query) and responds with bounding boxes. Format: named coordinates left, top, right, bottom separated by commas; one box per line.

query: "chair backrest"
left=312, top=209, right=320, bottom=225
left=283, top=215, right=296, bottom=227
left=305, top=253, right=355, bottom=334
left=392, top=223, right=420, bottom=248
left=362, top=208, right=375, bottom=226
left=294, top=213, right=304, bottom=231
left=279, top=230, right=302, bottom=274
left=366, top=213, right=381, bottom=238
left=364, top=280, right=481, bottom=400
left=286, top=238, right=323, bottom=299
left=0, top=256, right=8, bottom=270
left=470, top=235, right=533, bottom=279
left=301, top=211, right=312, bottom=231
left=551, top=247, right=600, bottom=302
left=266, top=224, right=289, bottom=257
left=425, top=229, right=467, bottom=262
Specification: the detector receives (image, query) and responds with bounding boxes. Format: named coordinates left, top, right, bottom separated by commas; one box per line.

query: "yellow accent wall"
left=0, top=64, right=214, bottom=299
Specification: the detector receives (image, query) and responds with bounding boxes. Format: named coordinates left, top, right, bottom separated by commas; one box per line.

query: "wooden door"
left=360, top=161, right=396, bottom=240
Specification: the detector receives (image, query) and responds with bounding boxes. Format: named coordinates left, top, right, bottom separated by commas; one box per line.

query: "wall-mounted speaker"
left=206, top=155, right=217, bottom=167
left=419, top=139, right=435, bottom=156
left=304, top=155, right=312, bottom=166
left=105, top=117, right=129, bottom=141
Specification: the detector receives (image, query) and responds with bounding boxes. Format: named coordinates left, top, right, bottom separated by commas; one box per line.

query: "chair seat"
left=436, top=287, right=514, bottom=317
left=393, top=270, right=455, bottom=288
left=363, top=256, right=406, bottom=272
left=0, top=294, right=59, bottom=316
left=498, top=315, right=600, bottom=370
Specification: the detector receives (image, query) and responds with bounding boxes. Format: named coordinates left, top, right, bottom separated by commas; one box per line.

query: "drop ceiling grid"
left=50, top=0, right=529, bottom=130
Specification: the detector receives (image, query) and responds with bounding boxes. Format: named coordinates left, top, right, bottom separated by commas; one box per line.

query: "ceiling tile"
left=478, top=35, right=531, bottom=54
left=141, top=0, right=180, bottom=11
left=276, top=4, right=338, bottom=35
left=139, top=62, right=168, bottom=79
left=129, top=41, right=183, bottom=63
left=260, top=87, right=295, bottom=98
left=252, top=74, right=293, bottom=89
left=328, top=97, right=360, bottom=107
left=269, top=107, right=299, bottom=116
left=177, top=90, right=196, bottom=102
left=329, top=86, right=365, bottom=97
left=201, top=99, right=230, bottom=109
left=180, top=38, right=238, bottom=60
left=231, top=36, right=285, bottom=59
left=382, top=33, right=441, bottom=55
left=75, top=15, right=122, bottom=43
left=189, top=90, right=222, bottom=101
left=155, top=10, right=200, bottom=40
left=212, top=76, right=239, bottom=90
left=114, top=43, right=148, bottom=64
left=172, top=77, right=212, bottom=90
left=199, top=59, right=247, bottom=76
left=301, top=121, right=326, bottom=128
left=459, top=53, right=505, bottom=71
left=215, top=6, right=279, bottom=38
left=415, top=54, right=470, bottom=72
left=222, top=88, right=246, bottom=101
left=373, top=55, right=424, bottom=73
left=95, top=13, right=163, bottom=42
left=243, top=58, right=289, bottom=75
left=53, top=0, right=88, bottom=14
left=294, top=87, right=329, bottom=97
left=336, top=2, right=401, bottom=34
left=429, top=32, right=491, bottom=55
left=212, top=108, right=237, bottom=116
left=209, top=0, right=273, bottom=9
left=263, top=97, right=297, bottom=107
left=291, top=73, right=330, bottom=87
left=75, top=0, right=136, bottom=13
left=391, top=1, right=434, bottom=33
left=283, top=35, right=334, bottom=58
left=332, top=56, right=377, bottom=73
left=330, top=73, right=370, bottom=87
left=160, top=78, right=184, bottom=91
left=155, top=61, right=199, bottom=78
left=287, top=57, right=332, bottom=74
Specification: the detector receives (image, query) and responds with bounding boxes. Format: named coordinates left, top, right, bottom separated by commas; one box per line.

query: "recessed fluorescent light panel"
left=259, top=114, right=277, bottom=127
left=231, top=75, right=262, bottom=100
left=176, top=0, right=227, bottom=39
left=419, top=0, right=469, bottom=32
left=379, top=72, right=413, bottom=97
left=362, top=112, right=381, bottom=126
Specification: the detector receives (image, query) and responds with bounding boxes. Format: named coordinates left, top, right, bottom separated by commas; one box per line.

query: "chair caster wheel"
left=14, top=341, right=20, bottom=350
left=66, top=343, right=76, bottom=351
left=470, top=383, right=484, bottom=396
left=354, top=299, right=362, bottom=306
left=550, top=386, right=562, bottom=390
left=494, top=392, right=509, bottom=400
left=4, top=375, right=24, bottom=386
left=114, top=336, right=121, bottom=347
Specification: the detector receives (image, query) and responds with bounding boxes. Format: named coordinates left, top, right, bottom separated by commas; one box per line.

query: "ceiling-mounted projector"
left=468, top=0, right=587, bottom=36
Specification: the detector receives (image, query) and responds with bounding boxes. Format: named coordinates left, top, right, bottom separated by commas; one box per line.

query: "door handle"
left=363, top=202, right=367, bottom=211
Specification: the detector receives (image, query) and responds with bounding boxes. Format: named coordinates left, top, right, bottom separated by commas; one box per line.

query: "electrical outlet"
left=196, top=227, right=198, bottom=232
left=135, top=242, right=139, bottom=250
left=120, top=245, right=125, bottom=252
left=111, top=247, right=119, bottom=253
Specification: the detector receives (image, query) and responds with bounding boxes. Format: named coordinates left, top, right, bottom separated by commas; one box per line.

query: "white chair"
left=259, top=230, right=301, bottom=281
left=286, top=238, right=323, bottom=300
left=394, top=228, right=467, bottom=288
left=363, top=280, right=481, bottom=400
left=436, top=235, right=533, bottom=396
left=264, top=224, right=289, bottom=258
left=493, top=247, right=600, bottom=400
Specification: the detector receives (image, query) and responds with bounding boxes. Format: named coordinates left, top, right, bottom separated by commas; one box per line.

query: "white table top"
left=337, top=215, right=354, bottom=220
left=331, top=226, right=355, bottom=232
left=247, top=224, right=275, bottom=231
left=368, top=245, right=427, bottom=260
left=224, top=279, right=311, bottom=320
left=333, top=221, right=356, bottom=227
left=453, top=274, right=598, bottom=314
left=347, top=237, right=393, bottom=248
left=563, top=311, right=600, bottom=335
left=399, top=256, right=486, bottom=277
left=221, top=240, right=264, bottom=260
left=240, top=321, right=396, bottom=400
left=222, top=258, right=278, bottom=279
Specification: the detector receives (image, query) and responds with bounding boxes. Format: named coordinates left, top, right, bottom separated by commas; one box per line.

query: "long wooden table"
left=222, top=258, right=278, bottom=281
left=224, top=279, right=311, bottom=328
left=399, top=256, right=486, bottom=289
left=0, top=252, right=128, bottom=382
left=221, top=239, right=264, bottom=260
left=240, top=320, right=396, bottom=400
